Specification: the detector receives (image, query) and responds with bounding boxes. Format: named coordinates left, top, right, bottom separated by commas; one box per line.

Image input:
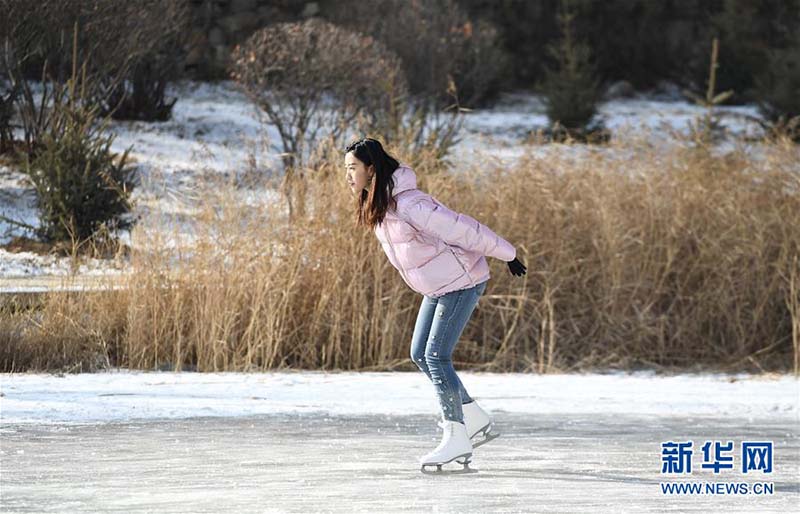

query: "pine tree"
left=683, top=37, right=734, bottom=145
left=540, top=0, right=603, bottom=140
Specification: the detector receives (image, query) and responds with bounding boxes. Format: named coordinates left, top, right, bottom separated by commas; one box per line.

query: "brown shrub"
left=230, top=17, right=407, bottom=171
left=3, top=133, right=798, bottom=375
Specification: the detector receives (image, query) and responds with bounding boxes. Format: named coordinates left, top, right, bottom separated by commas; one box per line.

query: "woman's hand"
left=507, top=256, right=527, bottom=276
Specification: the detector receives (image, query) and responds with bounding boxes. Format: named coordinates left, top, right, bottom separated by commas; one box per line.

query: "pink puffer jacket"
left=374, top=163, right=516, bottom=298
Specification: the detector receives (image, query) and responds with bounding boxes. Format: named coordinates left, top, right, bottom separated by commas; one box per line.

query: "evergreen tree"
left=540, top=0, right=603, bottom=139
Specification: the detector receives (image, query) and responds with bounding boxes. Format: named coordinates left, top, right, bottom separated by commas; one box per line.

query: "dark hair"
left=344, top=137, right=400, bottom=229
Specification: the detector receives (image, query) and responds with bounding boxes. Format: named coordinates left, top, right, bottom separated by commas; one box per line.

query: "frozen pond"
left=1, top=412, right=798, bottom=513
left=1, top=370, right=798, bottom=512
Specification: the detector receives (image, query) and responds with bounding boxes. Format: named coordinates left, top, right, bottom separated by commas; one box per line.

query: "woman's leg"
left=424, top=280, right=487, bottom=423
left=410, top=293, right=475, bottom=406
left=410, top=295, right=437, bottom=373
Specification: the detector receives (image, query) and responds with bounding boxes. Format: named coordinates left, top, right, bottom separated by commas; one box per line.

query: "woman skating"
left=344, top=137, right=527, bottom=474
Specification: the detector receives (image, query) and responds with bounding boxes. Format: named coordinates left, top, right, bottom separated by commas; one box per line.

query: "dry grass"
left=2, top=132, right=798, bottom=375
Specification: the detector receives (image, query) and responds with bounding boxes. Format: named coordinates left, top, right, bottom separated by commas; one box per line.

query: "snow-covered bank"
left=2, top=80, right=796, bottom=281
left=0, top=248, right=127, bottom=278
left=0, top=370, right=796, bottom=426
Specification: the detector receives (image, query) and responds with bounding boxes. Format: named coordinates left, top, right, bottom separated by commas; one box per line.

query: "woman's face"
left=345, top=151, right=374, bottom=193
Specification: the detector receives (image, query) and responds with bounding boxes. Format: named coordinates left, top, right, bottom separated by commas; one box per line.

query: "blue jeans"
left=410, top=279, right=488, bottom=423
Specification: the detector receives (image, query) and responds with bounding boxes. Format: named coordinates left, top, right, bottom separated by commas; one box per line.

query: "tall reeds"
left=2, top=132, right=798, bottom=374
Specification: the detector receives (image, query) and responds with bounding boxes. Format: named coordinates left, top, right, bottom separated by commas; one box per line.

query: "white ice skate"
left=419, top=420, right=476, bottom=475
left=462, top=401, right=500, bottom=449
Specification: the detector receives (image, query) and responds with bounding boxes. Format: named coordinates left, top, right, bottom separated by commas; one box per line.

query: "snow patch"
left=0, top=369, right=796, bottom=425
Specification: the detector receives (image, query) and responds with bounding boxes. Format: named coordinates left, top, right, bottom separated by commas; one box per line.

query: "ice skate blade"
left=471, top=430, right=500, bottom=449
left=419, top=453, right=476, bottom=475
left=420, top=463, right=478, bottom=475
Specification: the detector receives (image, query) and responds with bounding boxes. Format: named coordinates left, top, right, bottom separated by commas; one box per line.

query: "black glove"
left=507, top=256, right=527, bottom=276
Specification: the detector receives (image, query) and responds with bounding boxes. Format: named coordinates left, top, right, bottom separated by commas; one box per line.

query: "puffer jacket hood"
left=375, top=163, right=516, bottom=298
left=390, top=162, right=418, bottom=196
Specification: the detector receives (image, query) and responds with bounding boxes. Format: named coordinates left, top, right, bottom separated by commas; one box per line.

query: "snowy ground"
left=0, top=80, right=779, bottom=285
left=1, top=371, right=798, bottom=512
left=1, top=370, right=797, bottom=425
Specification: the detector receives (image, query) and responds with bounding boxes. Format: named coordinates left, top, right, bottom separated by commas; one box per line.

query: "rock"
left=653, top=80, right=685, bottom=101
left=302, top=2, right=319, bottom=17
left=605, top=80, right=635, bottom=99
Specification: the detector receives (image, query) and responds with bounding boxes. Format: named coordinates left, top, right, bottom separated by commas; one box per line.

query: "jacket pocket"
left=410, top=249, right=464, bottom=290
left=447, top=246, right=475, bottom=287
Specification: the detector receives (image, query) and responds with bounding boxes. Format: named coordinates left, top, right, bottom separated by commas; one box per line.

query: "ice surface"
left=1, top=370, right=797, bottom=513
